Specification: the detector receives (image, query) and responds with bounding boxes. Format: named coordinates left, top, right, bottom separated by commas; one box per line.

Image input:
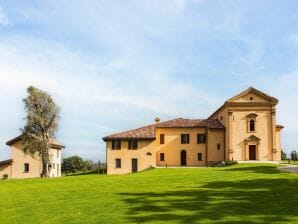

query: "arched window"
left=249, top=119, right=255, bottom=132
left=247, top=113, right=257, bottom=133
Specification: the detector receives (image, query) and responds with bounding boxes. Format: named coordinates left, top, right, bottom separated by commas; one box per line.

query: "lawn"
left=0, top=164, right=297, bottom=224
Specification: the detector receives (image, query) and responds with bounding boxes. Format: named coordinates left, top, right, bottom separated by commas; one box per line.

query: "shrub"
left=2, top=174, right=8, bottom=180
left=224, top=160, right=238, bottom=166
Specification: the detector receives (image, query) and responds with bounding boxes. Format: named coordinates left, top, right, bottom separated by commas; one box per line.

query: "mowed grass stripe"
left=0, top=163, right=297, bottom=224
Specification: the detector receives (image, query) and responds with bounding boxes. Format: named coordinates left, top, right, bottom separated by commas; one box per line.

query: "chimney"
left=154, top=117, right=160, bottom=123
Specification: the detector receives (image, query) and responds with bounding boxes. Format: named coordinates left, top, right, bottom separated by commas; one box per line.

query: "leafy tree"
left=291, top=150, right=298, bottom=161
left=62, top=156, right=85, bottom=173
left=281, top=150, right=287, bottom=160
left=21, top=86, right=60, bottom=178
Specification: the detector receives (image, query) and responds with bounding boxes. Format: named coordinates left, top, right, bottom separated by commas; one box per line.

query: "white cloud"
left=0, top=35, right=218, bottom=161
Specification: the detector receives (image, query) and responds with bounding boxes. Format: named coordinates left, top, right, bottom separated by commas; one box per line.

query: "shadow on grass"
left=119, top=178, right=298, bottom=223
left=64, top=169, right=106, bottom=176
left=223, top=165, right=281, bottom=174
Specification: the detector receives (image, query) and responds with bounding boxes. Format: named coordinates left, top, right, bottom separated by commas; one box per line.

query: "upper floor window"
left=249, top=119, right=255, bottom=132
left=181, top=134, right=189, bottom=144
left=24, top=163, right=29, bottom=173
left=160, top=134, right=165, bottom=144
left=128, top=139, right=138, bottom=150
left=197, top=134, right=206, bottom=144
left=247, top=113, right=257, bottom=132
left=217, top=144, right=221, bottom=150
left=112, top=140, right=121, bottom=150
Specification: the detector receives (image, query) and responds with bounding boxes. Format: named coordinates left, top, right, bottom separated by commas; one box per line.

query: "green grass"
left=280, top=160, right=298, bottom=165
left=0, top=164, right=297, bottom=224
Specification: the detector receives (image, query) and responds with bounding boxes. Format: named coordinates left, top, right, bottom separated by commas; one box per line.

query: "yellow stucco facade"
left=104, top=87, right=283, bottom=174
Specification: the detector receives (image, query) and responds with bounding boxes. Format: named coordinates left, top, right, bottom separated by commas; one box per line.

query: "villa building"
left=0, top=135, right=65, bottom=179
left=103, top=87, right=283, bottom=174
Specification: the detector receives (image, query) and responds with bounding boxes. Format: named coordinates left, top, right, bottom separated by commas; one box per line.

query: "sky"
left=0, top=0, right=298, bottom=162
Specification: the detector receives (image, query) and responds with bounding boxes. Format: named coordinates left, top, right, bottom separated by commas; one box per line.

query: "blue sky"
left=0, top=0, right=298, bottom=161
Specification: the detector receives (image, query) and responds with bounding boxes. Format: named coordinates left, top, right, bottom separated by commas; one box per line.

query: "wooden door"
left=249, top=145, right=256, bottom=160
left=132, top=159, right=138, bottom=173
left=181, top=150, right=187, bottom=166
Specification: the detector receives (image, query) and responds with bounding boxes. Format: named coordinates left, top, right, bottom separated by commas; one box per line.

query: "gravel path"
left=278, top=164, right=298, bottom=173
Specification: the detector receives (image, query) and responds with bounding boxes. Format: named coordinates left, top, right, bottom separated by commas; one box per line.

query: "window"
left=247, top=113, right=257, bottom=132
left=160, top=153, right=165, bottom=161
left=57, top=150, right=59, bottom=158
left=181, top=134, right=189, bottom=144
left=249, top=119, right=255, bottom=132
left=115, top=159, right=121, bottom=168
left=198, top=153, right=202, bottom=161
left=128, top=139, right=138, bottom=150
left=160, top=134, right=165, bottom=144
left=53, top=163, right=56, bottom=169
left=197, top=134, right=206, bottom=144
left=220, top=116, right=223, bottom=121
left=217, top=144, right=221, bottom=150
left=24, top=163, right=29, bottom=173
left=112, top=140, right=121, bottom=150
left=146, top=152, right=152, bottom=156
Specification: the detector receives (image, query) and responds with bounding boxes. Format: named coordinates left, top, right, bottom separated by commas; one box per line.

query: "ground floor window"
left=24, top=163, right=29, bottom=173
left=115, top=159, right=121, bottom=168
left=160, top=153, right=165, bottom=161
left=198, top=153, right=202, bottom=161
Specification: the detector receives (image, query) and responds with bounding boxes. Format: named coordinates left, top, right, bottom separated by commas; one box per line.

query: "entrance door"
left=180, top=150, right=187, bottom=166
left=132, top=159, right=138, bottom=173
left=249, top=145, right=256, bottom=160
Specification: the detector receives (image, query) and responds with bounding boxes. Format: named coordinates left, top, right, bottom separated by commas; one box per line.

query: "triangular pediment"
left=245, top=135, right=261, bottom=142
left=227, top=87, right=278, bottom=104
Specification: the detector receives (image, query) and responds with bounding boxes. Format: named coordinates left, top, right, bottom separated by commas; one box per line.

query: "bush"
left=291, top=150, right=298, bottom=161
left=2, top=174, right=8, bottom=180
left=224, top=160, right=238, bottom=166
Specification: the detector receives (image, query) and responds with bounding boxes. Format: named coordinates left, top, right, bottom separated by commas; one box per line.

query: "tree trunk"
left=41, top=154, right=49, bottom=178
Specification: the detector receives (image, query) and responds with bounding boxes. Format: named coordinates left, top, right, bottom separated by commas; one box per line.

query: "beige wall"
left=210, top=91, right=282, bottom=161
left=3, top=140, right=62, bottom=179
left=276, top=128, right=282, bottom=160
left=11, top=141, right=42, bottom=179
left=155, top=127, right=207, bottom=166
left=0, top=164, right=12, bottom=179
left=106, top=139, right=156, bottom=174
left=230, top=109, right=273, bottom=161
left=106, top=127, right=225, bottom=174
left=208, top=129, right=225, bottom=162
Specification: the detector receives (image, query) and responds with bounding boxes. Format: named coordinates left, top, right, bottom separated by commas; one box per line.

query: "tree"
left=62, top=156, right=85, bottom=174
left=281, top=150, right=287, bottom=160
left=21, top=86, right=60, bottom=178
left=291, top=150, right=298, bottom=161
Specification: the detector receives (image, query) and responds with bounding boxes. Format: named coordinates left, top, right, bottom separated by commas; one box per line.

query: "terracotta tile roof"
left=103, top=118, right=224, bottom=141
left=6, top=135, right=65, bottom=149
left=0, top=159, right=12, bottom=166
left=276, top=125, right=284, bottom=129
left=156, top=118, right=224, bottom=128
left=102, top=124, right=156, bottom=141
